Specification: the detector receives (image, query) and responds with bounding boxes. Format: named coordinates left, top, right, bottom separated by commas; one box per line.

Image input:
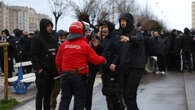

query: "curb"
left=183, top=73, right=195, bottom=110
left=10, top=96, right=35, bottom=110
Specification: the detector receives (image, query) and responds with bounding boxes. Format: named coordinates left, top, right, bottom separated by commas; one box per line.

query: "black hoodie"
left=118, top=13, right=135, bottom=36
left=113, top=13, right=146, bottom=70
left=31, top=18, right=58, bottom=77
left=182, top=28, right=192, bottom=52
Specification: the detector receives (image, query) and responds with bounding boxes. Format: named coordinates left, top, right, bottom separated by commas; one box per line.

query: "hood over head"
left=101, top=20, right=115, bottom=34
left=13, top=29, right=22, bottom=37
left=184, top=27, right=191, bottom=35
left=40, top=18, right=53, bottom=36
left=119, top=13, right=135, bottom=34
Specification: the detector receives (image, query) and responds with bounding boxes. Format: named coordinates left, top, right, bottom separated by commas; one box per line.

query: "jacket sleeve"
left=90, top=41, right=103, bottom=55
left=129, top=31, right=144, bottom=44
left=31, top=38, right=42, bottom=72
left=55, top=44, right=63, bottom=74
left=87, top=45, right=105, bottom=65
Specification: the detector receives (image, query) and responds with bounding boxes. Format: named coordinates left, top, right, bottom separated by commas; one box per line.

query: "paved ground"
left=0, top=69, right=36, bottom=103
left=11, top=71, right=195, bottom=110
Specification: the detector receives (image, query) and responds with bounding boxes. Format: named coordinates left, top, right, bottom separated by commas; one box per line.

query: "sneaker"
left=161, top=71, right=166, bottom=75
left=155, top=71, right=161, bottom=74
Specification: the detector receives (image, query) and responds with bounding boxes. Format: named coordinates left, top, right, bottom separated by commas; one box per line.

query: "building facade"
left=192, top=2, right=195, bottom=29
left=0, top=2, right=9, bottom=33
left=0, top=1, right=52, bottom=34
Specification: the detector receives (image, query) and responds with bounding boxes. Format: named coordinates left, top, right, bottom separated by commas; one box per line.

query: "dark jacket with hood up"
left=182, top=28, right=193, bottom=52
left=112, top=13, right=146, bottom=70
left=31, top=18, right=58, bottom=77
left=100, top=21, right=119, bottom=70
left=14, top=29, right=25, bottom=62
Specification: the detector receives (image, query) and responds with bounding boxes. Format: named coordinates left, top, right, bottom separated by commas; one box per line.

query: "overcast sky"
left=2, top=0, right=193, bottom=31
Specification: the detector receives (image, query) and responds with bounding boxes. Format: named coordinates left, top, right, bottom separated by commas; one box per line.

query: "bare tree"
left=68, top=0, right=96, bottom=24
left=115, top=0, right=138, bottom=14
left=48, top=0, right=67, bottom=31
left=67, top=0, right=111, bottom=27
left=92, top=0, right=110, bottom=25
left=136, top=5, right=167, bottom=30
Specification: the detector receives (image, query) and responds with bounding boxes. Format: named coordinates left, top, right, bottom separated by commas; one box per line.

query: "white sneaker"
left=161, top=71, right=166, bottom=75
left=155, top=71, right=161, bottom=74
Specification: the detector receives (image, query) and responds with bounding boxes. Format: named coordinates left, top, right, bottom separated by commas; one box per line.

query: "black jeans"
left=35, top=71, right=54, bottom=110
left=59, top=73, right=88, bottom=110
left=85, top=71, right=97, bottom=110
left=183, top=51, right=192, bottom=71
left=0, top=57, right=13, bottom=78
left=157, top=55, right=167, bottom=71
left=106, top=94, right=125, bottom=110
left=123, top=68, right=143, bottom=110
left=102, top=71, right=125, bottom=110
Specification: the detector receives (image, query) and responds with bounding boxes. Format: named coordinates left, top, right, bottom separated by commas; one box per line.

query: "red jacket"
left=55, top=37, right=105, bottom=75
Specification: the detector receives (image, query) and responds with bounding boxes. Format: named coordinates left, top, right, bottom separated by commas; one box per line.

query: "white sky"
left=2, top=0, right=193, bottom=31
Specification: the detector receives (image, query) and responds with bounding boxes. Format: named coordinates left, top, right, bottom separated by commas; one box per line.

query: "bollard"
left=0, top=42, right=9, bottom=100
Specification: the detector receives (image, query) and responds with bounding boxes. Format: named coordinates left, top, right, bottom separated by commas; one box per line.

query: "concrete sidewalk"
left=137, top=72, right=188, bottom=110
left=4, top=72, right=195, bottom=110
left=0, top=76, right=36, bottom=103
left=9, top=74, right=102, bottom=110
left=184, top=72, right=195, bottom=110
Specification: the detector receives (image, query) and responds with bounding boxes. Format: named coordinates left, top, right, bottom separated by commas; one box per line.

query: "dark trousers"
left=106, top=94, right=125, bottom=110
left=102, top=71, right=125, bottom=110
left=123, top=69, right=143, bottom=110
left=85, top=71, right=97, bottom=110
left=157, top=55, right=167, bottom=71
left=183, top=51, right=192, bottom=71
left=59, top=73, right=88, bottom=110
left=0, top=57, right=13, bottom=78
left=35, top=72, right=54, bottom=110
left=192, top=52, right=195, bottom=70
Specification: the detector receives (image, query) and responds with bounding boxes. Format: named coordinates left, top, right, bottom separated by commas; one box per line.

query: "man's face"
left=46, top=24, right=52, bottom=33
left=28, top=34, right=34, bottom=38
left=160, top=31, right=164, bottom=35
left=173, top=31, right=178, bottom=36
left=120, top=19, right=127, bottom=29
left=2, top=32, right=7, bottom=38
left=23, top=30, right=28, bottom=35
left=60, top=36, right=66, bottom=43
left=153, top=32, right=159, bottom=37
left=86, top=30, right=91, bottom=38
left=102, top=25, right=109, bottom=37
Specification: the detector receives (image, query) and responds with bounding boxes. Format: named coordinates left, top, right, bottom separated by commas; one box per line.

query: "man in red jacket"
left=56, top=21, right=106, bottom=110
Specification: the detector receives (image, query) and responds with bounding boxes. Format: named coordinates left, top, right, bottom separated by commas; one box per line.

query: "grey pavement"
left=137, top=72, right=187, bottom=110
left=184, top=72, right=195, bottom=110
left=0, top=69, right=36, bottom=103
left=12, top=71, right=195, bottom=110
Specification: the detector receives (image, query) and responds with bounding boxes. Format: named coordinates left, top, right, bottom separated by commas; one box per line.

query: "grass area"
left=0, top=98, right=19, bottom=110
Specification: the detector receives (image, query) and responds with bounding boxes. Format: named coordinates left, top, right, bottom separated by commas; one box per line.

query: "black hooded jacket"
left=113, top=13, right=146, bottom=70
left=13, top=29, right=25, bottom=62
left=182, top=28, right=193, bottom=52
left=0, top=29, right=16, bottom=59
left=31, top=18, right=58, bottom=77
left=118, top=13, right=135, bottom=36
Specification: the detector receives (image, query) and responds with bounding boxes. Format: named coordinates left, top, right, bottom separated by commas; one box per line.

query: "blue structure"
left=9, top=63, right=32, bottom=94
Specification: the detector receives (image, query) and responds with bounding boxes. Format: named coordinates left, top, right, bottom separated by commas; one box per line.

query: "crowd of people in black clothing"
left=0, top=12, right=195, bottom=110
